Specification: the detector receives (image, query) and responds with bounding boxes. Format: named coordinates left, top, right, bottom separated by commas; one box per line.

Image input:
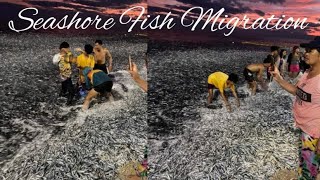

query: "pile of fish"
left=0, top=33, right=147, bottom=179
left=148, top=46, right=300, bottom=179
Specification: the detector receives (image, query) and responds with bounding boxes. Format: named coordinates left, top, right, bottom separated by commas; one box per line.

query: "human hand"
left=269, top=66, right=282, bottom=82
left=75, top=47, right=83, bottom=52
left=128, top=62, right=140, bottom=80
left=226, top=104, right=232, bottom=112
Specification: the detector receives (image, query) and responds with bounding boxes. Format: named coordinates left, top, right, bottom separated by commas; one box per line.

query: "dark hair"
left=292, top=46, right=299, bottom=53
left=95, top=40, right=103, bottom=45
left=271, top=46, right=280, bottom=52
left=279, top=49, right=287, bottom=58
left=84, top=44, right=93, bottom=54
left=228, top=73, right=238, bottom=83
left=59, top=42, right=69, bottom=49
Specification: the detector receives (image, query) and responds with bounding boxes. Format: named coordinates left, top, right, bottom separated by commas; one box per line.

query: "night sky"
left=0, top=0, right=319, bottom=43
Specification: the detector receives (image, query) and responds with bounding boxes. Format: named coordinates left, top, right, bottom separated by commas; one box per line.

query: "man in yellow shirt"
left=74, top=44, right=95, bottom=87
left=207, top=72, right=240, bottom=112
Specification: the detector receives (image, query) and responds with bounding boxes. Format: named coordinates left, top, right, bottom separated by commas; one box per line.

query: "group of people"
left=207, top=37, right=320, bottom=179
left=207, top=44, right=311, bottom=112
left=53, top=40, right=147, bottom=111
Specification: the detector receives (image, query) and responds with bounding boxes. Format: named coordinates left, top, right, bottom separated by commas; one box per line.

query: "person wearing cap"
left=53, top=42, right=75, bottom=105
left=270, top=37, right=320, bottom=179
left=82, top=67, right=113, bottom=110
left=207, top=72, right=240, bottom=112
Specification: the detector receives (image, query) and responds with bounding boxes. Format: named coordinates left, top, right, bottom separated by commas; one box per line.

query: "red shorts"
left=290, top=64, right=300, bottom=72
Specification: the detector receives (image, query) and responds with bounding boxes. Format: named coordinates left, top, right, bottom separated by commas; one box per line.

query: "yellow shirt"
left=76, top=54, right=95, bottom=83
left=208, top=72, right=235, bottom=93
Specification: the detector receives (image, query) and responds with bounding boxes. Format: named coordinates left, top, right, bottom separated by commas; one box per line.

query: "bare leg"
left=247, top=82, right=252, bottom=95
left=207, top=89, right=213, bottom=106
left=253, top=81, right=258, bottom=95
left=82, top=89, right=99, bottom=110
left=249, top=81, right=257, bottom=95
left=260, top=80, right=268, bottom=91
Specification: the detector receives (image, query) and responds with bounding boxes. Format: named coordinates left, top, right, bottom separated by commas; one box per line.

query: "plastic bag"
left=52, top=53, right=61, bottom=65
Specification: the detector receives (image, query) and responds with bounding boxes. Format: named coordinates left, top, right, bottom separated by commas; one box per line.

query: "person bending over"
left=207, top=72, right=240, bottom=112
left=82, top=67, right=113, bottom=110
left=243, top=63, right=270, bottom=95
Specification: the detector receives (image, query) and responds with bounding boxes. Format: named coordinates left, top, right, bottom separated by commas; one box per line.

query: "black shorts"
left=207, top=83, right=216, bottom=90
left=94, top=63, right=108, bottom=74
left=94, top=81, right=113, bottom=94
left=243, top=68, right=255, bottom=82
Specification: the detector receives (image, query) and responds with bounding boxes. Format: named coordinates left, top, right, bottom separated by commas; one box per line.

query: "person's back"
left=82, top=67, right=114, bottom=110
left=91, top=70, right=112, bottom=87
left=246, top=64, right=264, bottom=74
left=207, top=72, right=239, bottom=112
left=77, top=44, right=95, bottom=84
left=208, top=72, right=229, bottom=92
left=244, top=63, right=269, bottom=95
left=77, top=53, right=95, bottom=83
left=77, top=53, right=95, bottom=69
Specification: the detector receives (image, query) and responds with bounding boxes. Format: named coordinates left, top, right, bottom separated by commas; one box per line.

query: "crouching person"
left=82, top=67, right=113, bottom=110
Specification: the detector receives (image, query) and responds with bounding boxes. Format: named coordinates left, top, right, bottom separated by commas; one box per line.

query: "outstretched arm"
left=75, top=48, right=85, bottom=54
left=220, top=90, right=231, bottom=112
left=270, top=66, right=297, bottom=95
left=231, top=87, right=240, bottom=107
left=128, top=62, right=147, bottom=92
